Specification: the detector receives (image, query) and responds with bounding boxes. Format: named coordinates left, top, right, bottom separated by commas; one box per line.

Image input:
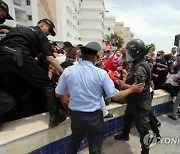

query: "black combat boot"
left=141, top=150, right=149, bottom=154
left=0, top=116, right=4, bottom=129
left=49, top=112, right=66, bottom=128
left=114, top=133, right=129, bottom=141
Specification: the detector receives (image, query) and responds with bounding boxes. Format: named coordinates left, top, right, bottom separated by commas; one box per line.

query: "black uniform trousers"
left=0, top=52, right=57, bottom=116
left=0, top=88, right=16, bottom=122
left=67, top=110, right=104, bottom=154
left=163, top=83, right=179, bottom=97
left=122, top=105, right=150, bottom=153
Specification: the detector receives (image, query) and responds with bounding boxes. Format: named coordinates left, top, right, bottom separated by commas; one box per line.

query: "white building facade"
left=103, top=14, right=115, bottom=36
left=79, top=0, right=105, bottom=45
left=4, top=0, right=116, bottom=46
left=56, top=0, right=81, bottom=45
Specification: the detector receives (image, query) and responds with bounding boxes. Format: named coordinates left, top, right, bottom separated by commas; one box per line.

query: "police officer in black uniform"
left=114, top=39, right=152, bottom=154
left=0, top=18, right=66, bottom=128
left=0, top=0, right=15, bottom=128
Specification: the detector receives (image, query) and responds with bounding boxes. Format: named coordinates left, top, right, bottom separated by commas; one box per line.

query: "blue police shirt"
left=55, top=61, right=119, bottom=112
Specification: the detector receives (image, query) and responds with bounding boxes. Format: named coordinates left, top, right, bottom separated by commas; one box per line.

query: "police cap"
left=0, top=0, right=14, bottom=20
left=38, top=18, right=56, bottom=36
left=80, top=42, right=101, bottom=55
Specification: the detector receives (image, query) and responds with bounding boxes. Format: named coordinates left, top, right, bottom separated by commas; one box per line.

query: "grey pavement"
left=79, top=114, right=180, bottom=154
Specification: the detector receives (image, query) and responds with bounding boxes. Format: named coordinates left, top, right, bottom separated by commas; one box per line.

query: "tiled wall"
left=30, top=101, right=173, bottom=154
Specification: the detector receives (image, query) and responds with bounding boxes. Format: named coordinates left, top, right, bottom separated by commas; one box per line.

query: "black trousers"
left=122, top=105, right=150, bottom=153
left=0, top=52, right=57, bottom=115
left=164, top=83, right=179, bottom=97
left=0, top=88, right=16, bottom=116
left=67, top=110, right=104, bottom=154
left=149, top=111, right=160, bottom=136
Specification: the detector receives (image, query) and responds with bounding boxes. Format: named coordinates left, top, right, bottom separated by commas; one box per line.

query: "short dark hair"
left=77, top=44, right=83, bottom=47
left=49, top=40, right=57, bottom=46
left=67, top=47, right=77, bottom=55
left=123, top=60, right=129, bottom=66
left=60, top=61, right=73, bottom=69
left=63, top=41, right=73, bottom=48
left=82, top=53, right=96, bottom=60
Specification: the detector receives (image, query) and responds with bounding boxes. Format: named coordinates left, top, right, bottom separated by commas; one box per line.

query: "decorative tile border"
left=31, top=101, right=173, bottom=154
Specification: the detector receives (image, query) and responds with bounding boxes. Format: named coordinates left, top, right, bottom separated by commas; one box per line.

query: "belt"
left=71, top=109, right=101, bottom=114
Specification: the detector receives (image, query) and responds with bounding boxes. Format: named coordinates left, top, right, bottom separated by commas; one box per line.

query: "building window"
left=26, top=0, right=31, bottom=5
left=27, top=15, right=32, bottom=21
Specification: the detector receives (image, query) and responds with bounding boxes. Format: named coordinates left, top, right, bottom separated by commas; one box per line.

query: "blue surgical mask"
left=127, top=53, right=134, bottom=61
left=0, top=33, right=6, bottom=40
left=66, top=57, right=76, bottom=63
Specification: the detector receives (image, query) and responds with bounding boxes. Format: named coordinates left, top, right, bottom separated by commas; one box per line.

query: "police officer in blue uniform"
left=114, top=39, right=152, bottom=154
left=55, top=42, right=144, bottom=154
left=0, top=18, right=65, bottom=128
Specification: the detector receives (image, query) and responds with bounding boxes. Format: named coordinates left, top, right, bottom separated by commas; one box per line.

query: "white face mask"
left=0, top=33, right=6, bottom=40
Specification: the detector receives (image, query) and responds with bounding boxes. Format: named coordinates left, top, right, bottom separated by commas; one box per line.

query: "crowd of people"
left=0, top=1, right=179, bottom=154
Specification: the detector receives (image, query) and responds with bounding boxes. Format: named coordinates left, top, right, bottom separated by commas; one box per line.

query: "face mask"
left=127, top=53, right=134, bottom=61
left=0, top=33, right=6, bottom=40
left=66, top=57, right=76, bottom=63
left=169, top=69, right=174, bottom=74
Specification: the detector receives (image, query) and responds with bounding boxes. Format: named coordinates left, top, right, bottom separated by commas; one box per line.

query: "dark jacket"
left=125, top=59, right=152, bottom=110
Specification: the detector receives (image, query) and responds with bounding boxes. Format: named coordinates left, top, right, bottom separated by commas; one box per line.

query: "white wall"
left=31, top=0, right=38, bottom=26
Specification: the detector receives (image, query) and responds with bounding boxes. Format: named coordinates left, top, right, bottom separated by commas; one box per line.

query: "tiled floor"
left=79, top=114, right=180, bottom=154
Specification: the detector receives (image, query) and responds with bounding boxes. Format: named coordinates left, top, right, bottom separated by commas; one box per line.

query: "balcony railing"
left=13, top=0, right=22, bottom=6
left=16, top=17, right=27, bottom=24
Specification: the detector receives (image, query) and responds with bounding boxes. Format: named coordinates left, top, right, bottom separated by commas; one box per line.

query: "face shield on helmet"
left=126, top=39, right=150, bottom=61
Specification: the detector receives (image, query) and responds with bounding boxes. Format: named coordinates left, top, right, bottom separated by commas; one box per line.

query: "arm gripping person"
left=55, top=42, right=143, bottom=154
left=0, top=18, right=65, bottom=128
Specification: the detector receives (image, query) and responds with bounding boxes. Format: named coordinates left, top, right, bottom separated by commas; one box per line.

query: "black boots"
left=114, top=133, right=129, bottom=141
left=168, top=114, right=178, bottom=120
left=0, top=116, right=4, bottom=129
left=49, top=112, right=66, bottom=128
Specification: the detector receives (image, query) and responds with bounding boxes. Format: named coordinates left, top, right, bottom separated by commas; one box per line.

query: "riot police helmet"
left=126, top=39, right=150, bottom=58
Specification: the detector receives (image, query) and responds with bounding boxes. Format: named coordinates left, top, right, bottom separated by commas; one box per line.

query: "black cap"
left=0, top=0, right=14, bottom=20
left=39, top=18, right=56, bottom=36
left=80, top=42, right=101, bottom=55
